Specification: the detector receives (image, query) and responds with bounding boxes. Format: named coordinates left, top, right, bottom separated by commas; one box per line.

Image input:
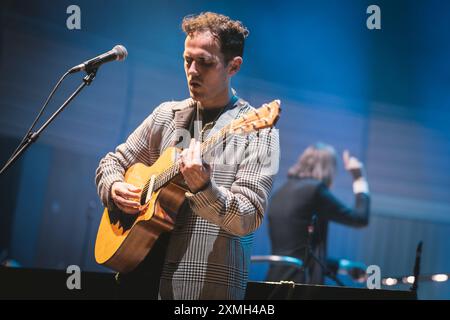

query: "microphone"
left=68, top=45, right=128, bottom=74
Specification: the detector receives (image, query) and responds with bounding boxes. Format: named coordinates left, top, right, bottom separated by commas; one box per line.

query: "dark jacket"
left=266, top=177, right=370, bottom=284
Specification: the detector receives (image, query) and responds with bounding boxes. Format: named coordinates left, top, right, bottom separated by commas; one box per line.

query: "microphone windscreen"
left=113, top=45, right=128, bottom=61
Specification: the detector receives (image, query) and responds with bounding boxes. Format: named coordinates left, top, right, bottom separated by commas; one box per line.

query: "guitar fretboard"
left=141, top=123, right=233, bottom=197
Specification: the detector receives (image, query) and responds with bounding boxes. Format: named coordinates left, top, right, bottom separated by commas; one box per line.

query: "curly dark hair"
left=182, top=12, right=249, bottom=63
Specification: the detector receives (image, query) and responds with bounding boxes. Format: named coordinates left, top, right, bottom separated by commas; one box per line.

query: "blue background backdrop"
left=1, top=0, right=449, bottom=299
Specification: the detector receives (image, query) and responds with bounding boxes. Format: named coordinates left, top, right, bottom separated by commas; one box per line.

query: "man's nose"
left=187, top=61, right=199, bottom=76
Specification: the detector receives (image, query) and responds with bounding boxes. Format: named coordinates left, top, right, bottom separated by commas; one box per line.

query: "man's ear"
left=228, top=56, right=243, bottom=76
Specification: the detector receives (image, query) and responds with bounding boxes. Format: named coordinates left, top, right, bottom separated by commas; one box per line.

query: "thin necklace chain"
left=195, top=95, right=237, bottom=140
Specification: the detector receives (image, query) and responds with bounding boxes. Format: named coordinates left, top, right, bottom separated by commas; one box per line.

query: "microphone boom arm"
left=0, top=70, right=97, bottom=175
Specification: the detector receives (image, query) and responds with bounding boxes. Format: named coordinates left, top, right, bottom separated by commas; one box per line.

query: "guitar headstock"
left=230, top=100, right=281, bottom=134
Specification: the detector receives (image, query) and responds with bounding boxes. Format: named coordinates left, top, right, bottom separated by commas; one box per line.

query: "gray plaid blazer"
left=95, top=97, right=279, bottom=299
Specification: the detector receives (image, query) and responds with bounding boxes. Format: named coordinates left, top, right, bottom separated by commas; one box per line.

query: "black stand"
left=269, top=215, right=345, bottom=290
left=410, top=241, right=422, bottom=294
left=303, top=247, right=345, bottom=286
left=0, top=70, right=97, bottom=175
left=267, top=217, right=344, bottom=299
left=303, top=216, right=345, bottom=287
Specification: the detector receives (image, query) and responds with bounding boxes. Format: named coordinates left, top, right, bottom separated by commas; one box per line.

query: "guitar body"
left=94, top=147, right=187, bottom=273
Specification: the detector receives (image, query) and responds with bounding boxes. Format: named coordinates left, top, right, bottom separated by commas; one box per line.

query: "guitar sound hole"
left=140, top=189, right=148, bottom=205
left=108, top=207, right=138, bottom=232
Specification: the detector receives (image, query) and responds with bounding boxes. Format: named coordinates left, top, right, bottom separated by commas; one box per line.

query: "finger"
left=189, top=138, right=195, bottom=153
left=115, top=188, right=141, bottom=200
left=180, top=149, right=188, bottom=163
left=350, top=157, right=362, bottom=168
left=189, top=138, right=196, bottom=160
left=180, top=147, right=190, bottom=167
left=111, top=186, right=118, bottom=198
left=194, top=141, right=202, bottom=165
left=116, top=197, right=140, bottom=208
left=343, top=150, right=350, bottom=166
left=125, top=183, right=141, bottom=193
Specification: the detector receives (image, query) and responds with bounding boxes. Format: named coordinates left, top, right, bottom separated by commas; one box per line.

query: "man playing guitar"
left=95, top=12, right=280, bottom=299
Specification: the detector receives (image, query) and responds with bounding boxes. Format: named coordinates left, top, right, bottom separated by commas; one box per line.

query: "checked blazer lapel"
left=171, top=98, right=196, bottom=148
left=204, top=98, right=248, bottom=139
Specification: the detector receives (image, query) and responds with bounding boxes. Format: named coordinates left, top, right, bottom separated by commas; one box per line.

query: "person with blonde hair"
left=266, top=143, right=370, bottom=284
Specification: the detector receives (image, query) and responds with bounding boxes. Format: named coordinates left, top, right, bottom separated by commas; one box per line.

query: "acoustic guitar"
left=94, top=100, right=281, bottom=273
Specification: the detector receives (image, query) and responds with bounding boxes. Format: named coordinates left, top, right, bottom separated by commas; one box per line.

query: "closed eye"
left=184, top=56, right=214, bottom=68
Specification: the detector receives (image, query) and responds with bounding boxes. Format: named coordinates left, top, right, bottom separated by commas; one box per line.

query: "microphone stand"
left=303, top=216, right=345, bottom=287
left=0, top=69, right=97, bottom=175
left=410, top=241, right=422, bottom=297
left=268, top=216, right=345, bottom=299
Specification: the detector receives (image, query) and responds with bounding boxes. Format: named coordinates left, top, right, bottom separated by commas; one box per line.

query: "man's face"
left=183, top=31, right=232, bottom=107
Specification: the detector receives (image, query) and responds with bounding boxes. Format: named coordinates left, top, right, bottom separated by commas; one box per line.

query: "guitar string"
left=140, top=123, right=232, bottom=202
